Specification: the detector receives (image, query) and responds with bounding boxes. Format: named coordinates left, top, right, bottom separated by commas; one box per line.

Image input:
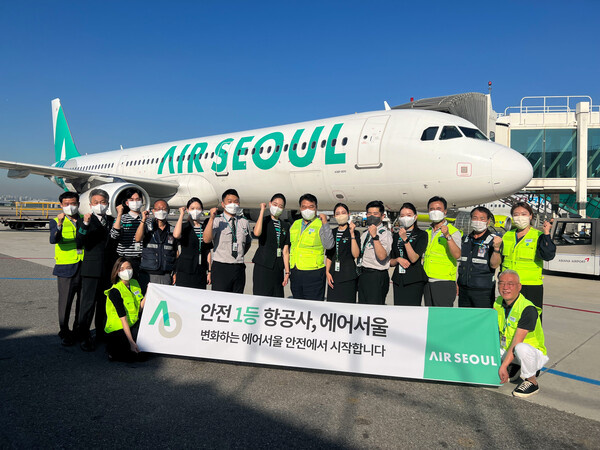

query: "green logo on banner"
left=423, top=308, right=501, bottom=385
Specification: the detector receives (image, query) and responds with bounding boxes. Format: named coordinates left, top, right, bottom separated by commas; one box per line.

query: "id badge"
left=500, top=335, right=506, bottom=348
left=135, top=242, right=141, bottom=251
left=398, top=266, right=406, bottom=274
left=199, top=255, right=202, bottom=264
left=232, top=242, right=238, bottom=252
left=276, top=248, right=282, bottom=257
left=477, top=246, right=486, bottom=257
left=77, top=249, right=83, bottom=255
left=335, top=261, right=340, bottom=272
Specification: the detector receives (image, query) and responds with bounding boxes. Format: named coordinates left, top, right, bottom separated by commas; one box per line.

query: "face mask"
left=189, top=209, right=202, bottom=220
left=91, top=204, right=108, bottom=215
left=128, top=200, right=142, bottom=212
left=62, top=205, right=78, bottom=216
left=512, top=216, right=531, bottom=230
left=270, top=205, right=283, bottom=217
left=335, top=214, right=349, bottom=225
left=301, top=209, right=316, bottom=221
left=429, top=210, right=445, bottom=222
left=399, top=216, right=416, bottom=228
left=154, top=210, right=168, bottom=220
left=224, top=203, right=239, bottom=215
left=471, top=220, right=488, bottom=233
left=366, top=215, right=381, bottom=227
left=118, top=269, right=133, bottom=281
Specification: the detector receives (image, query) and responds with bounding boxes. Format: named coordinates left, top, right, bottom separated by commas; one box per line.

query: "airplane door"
left=356, top=115, right=389, bottom=168
left=117, top=155, right=130, bottom=175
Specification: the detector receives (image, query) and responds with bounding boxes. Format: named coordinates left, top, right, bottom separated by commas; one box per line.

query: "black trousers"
left=212, top=261, right=246, bottom=294
left=79, top=275, right=110, bottom=341
left=393, top=281, right=425, bottom=306
left=106, top=322, right=140, bottom=362
left=458, top=286, right=495, bottom=308
left=358, top=269, right=389, bottom=305
left=290, top=267, right=326, bottom=300
left=327, top=278, right=358, bottom=303
left=253, top=263, right=284, bottom=298
left=56, top=267, right=81, bottom=336
left=176, top=268, right=207, bottom=289
left=423, top=281, right=456, bottom=307
left=520, top=284, right=544, bottom=322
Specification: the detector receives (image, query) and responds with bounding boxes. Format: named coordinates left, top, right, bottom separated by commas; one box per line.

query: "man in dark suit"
left=76, top=188, right=117, bottom=351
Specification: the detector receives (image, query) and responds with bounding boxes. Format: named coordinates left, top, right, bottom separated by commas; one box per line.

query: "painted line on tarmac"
left=0, top=257, right=53, bottom=259
left=0, top=277, right=54, bottom=280
left=545, top=303, right=600, bottom=314
left=541, top=367, right=600, bottom=386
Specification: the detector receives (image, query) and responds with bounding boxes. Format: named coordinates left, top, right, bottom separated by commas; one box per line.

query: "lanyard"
left=396, top=230, right=412, bottom=257
left=273, top=219, right=281, bottom=248
left=359, top=232, right=372, bottom=259
left=335, top=228, right=345, bottom=262
left=224, top=215, right=237, bottom=243
left=193, top=224, right=203, bottom=252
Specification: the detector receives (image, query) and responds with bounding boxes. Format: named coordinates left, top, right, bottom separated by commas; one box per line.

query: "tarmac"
left=0, top=225, right=599, bottom=449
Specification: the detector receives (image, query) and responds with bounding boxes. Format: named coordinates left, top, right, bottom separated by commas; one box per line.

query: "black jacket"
left=390, top=227, right=428, bottom=285
left=176, top=221, right=212, bottom=274
left=252, top=216, right=290, bottom=270
left=326, top=227, right=361, bottom=283
left=76, top=214, right=116, bottom=278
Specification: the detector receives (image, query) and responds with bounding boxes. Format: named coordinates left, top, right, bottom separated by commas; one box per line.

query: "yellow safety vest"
left=493, top=293, right=546, bottom=355
left=501, top=228, right=543, bottom=285
left=423, top=223, right=462, bottom=280
left=104, top=280, right=143, bottom=334
left=289, top=218, right=325, bottom=270
left=54, top=216, right=84, bottom=265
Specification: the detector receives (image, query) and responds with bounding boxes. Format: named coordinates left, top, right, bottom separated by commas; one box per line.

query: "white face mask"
left=189, top=209, right=203, bottom=220
left=224, top=203, right=239, bottom=215
left=335, top=214, right=349, bottom=225
left=270, top=205, right=283, bottom=218
left=91, top=204, right=108, bottom=215
left=399, top=216, right=416, bottom=228
left=471, top=220, right=488, bottom=233
left=301, top=209, right=316, bottom=221
left=154, top=210, right=168, bottom=220
left=118, top=269, right=133, bottom=281
left=128, top=200, right=142, bottom=212
left=429, top=210, right=445, bottom=223
left=62, top=205, right=79, bottom=216
left=513, top=216, right=531, bottom=230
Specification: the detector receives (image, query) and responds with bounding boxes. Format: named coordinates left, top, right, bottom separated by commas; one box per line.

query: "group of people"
left=50, top=188, right=554, bottom=396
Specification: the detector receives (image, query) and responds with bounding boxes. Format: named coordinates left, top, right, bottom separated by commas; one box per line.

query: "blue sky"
left=1, top=0, right=599, bottom=197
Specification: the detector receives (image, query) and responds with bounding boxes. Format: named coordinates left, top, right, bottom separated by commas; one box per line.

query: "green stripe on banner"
left=424, top=308, right=501, bottom=385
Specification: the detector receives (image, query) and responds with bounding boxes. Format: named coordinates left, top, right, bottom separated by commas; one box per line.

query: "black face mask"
left=366, top=215, right=381, bottom=227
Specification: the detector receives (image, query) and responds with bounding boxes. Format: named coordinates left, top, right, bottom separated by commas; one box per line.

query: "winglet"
left=384, top=101, right=391, bottom=111
left=52, top=98, right=80, bottom=162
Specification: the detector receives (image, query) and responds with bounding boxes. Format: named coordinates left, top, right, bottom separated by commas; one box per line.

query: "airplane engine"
left=78, top=182, right=151, bottom=216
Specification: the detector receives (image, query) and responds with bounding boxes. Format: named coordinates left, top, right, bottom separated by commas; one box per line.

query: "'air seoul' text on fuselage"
left=158, top=123, right=345, bottom=174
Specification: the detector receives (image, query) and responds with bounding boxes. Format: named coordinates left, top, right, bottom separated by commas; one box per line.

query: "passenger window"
left=321, top=140, right=326, bottom=148
left=552, top=222, right=593, bottom=246
left=311, top=141, right=316, bottom=149
left=331, top=138, right=337, bottom=147
left=342, top=137, right=348, bottom=146
left=459, top=127, right=487, bottom=140
left=284, top=144, right=288, bottom=152
left=276, top=145, right=280, bottom=152
left=302, top=142, right=307, bottom=150
left=420, top=127, right=438, bottom=141
left=293, top=143, right=297, bottom=151
left=439, top=126, right=462, bottom=140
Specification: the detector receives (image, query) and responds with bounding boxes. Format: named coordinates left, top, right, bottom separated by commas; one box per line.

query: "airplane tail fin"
left=52, top=98, right=80, bottom=162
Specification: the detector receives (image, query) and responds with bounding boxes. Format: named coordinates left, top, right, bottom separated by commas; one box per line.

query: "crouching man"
left=494, top=269, right=548, bottom=398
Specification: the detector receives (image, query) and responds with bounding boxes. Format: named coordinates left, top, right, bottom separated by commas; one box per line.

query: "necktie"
left=230, top=217, right=238, bottom=258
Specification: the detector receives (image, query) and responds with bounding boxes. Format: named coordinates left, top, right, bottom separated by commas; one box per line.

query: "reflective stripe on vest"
left=289, top=219, right=325, bottom=270
left=104, top=280, right=144, bottom=334
left=54, top=216, right=84, bottom=265
left=493, top=293, right=546, bottom=355
left=501, top=228, right=543, bottom=285
left=423, top=223, right=462, bottom=280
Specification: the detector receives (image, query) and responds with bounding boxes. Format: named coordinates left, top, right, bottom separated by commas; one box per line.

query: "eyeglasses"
left=498, top=281, right=518, bottom=287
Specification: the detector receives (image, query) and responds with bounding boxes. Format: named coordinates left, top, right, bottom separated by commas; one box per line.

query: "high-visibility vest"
left=501, top=228, right=543, bottom=285
left=423, top=223, right=462, bottom=280
left=104, top=280, right=143, bottom=334
left=493, top=293, right=546, bottom=355
left=289, top=218, right=325, bottom=270
left=54, top=216, right=84, bottom=265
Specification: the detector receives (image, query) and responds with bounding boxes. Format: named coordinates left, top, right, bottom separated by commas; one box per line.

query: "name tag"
left=501, top=335, right=506, bottom=348
left=398, top=266, right=406, bottom=274
left=334, top=261, right=340, bottom=272
left=308, top=228, right=315, bottom=234
left=168, top=236, right=174, bottom=244
left=232, top=242, right=239, bottom=252
left=477, top=246, right=487, bottom=257
left=276, top=248, right=282, bottom=257
left=133, top=290, right=141, bottom=296
left=134, top=242, right=141, bottom=251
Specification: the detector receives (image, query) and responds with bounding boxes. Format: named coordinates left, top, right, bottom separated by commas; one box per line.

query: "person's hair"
left=59, top=191, right=79, bottom=203
left=110, top=257, right=131, bottom=284
left=498, top=269, right=520, bottom=282
left=366, top=200, right=385, bottom=214
left=299, top=193, right=318, bottom=207
left=122, top=187, right=143, bottom=203
left=222, top=189, right=240, bottom=201
left=399, top=202, right=419, bottom=229
left=186, top=197, right=203, bottom=209
left=89, top=188, right=109, bottom=201
left=333, top=202, right=350, bottom=215
left=153, top=199, right=169, bottom=210
left=427, top=196, right=447, bottom=209
left=471, top=206, right=493, bottom=222
left=270, top=193, right=286, bottom=206
left=510, top=202, right=534, bottom=216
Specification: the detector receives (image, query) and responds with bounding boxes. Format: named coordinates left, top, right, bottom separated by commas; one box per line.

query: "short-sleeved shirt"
left=211, top=213, right=252, bottom=264
left=358, top=225, right=393, bottom=270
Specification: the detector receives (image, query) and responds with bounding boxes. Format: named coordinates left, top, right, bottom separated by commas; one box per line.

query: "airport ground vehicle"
left=0, top=201, right=60, bottom=230
left=544, top=218, right=600, bottom=276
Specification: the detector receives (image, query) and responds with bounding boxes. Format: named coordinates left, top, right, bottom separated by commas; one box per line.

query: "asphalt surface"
left=1, top=255, right=599, bottom=449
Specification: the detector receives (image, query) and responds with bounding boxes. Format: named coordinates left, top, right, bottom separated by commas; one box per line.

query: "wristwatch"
left=372, top=235, right=380, bottom=241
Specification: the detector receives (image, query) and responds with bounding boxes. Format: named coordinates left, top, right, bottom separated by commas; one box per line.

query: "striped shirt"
left=110, top=212, right=142, bottom=259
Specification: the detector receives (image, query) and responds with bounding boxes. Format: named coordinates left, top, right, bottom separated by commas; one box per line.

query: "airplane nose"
left=491, top=148, right=533, bottom=197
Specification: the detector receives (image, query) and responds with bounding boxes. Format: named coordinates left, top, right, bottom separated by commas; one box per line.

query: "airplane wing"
left=0, top=160, right=179, bottom=198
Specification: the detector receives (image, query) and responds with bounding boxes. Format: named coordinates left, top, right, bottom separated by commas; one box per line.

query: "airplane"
left=0, top=98, right=533, bottom=217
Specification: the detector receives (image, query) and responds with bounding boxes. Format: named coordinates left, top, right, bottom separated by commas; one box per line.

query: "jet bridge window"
left=459, top=127, right=487, bottom=140
left=421, top=127, right=438, bottom=141
left=439, top=126, right=462, bottom=140
left=552, top=221, right=593, bottom=246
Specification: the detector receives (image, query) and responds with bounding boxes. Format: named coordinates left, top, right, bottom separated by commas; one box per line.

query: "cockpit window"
left=439, top=126, right=462, bottom=140
left=459, top=126, right=487, bottom=140
left=420, top=127, right=438, bottom=141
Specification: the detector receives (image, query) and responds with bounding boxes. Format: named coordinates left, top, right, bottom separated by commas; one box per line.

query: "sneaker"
left=513, top=380, right=539, bottom=398
left=61, top=335, right=76, bottom=347
left=508, top=364, right=521, bottom=382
